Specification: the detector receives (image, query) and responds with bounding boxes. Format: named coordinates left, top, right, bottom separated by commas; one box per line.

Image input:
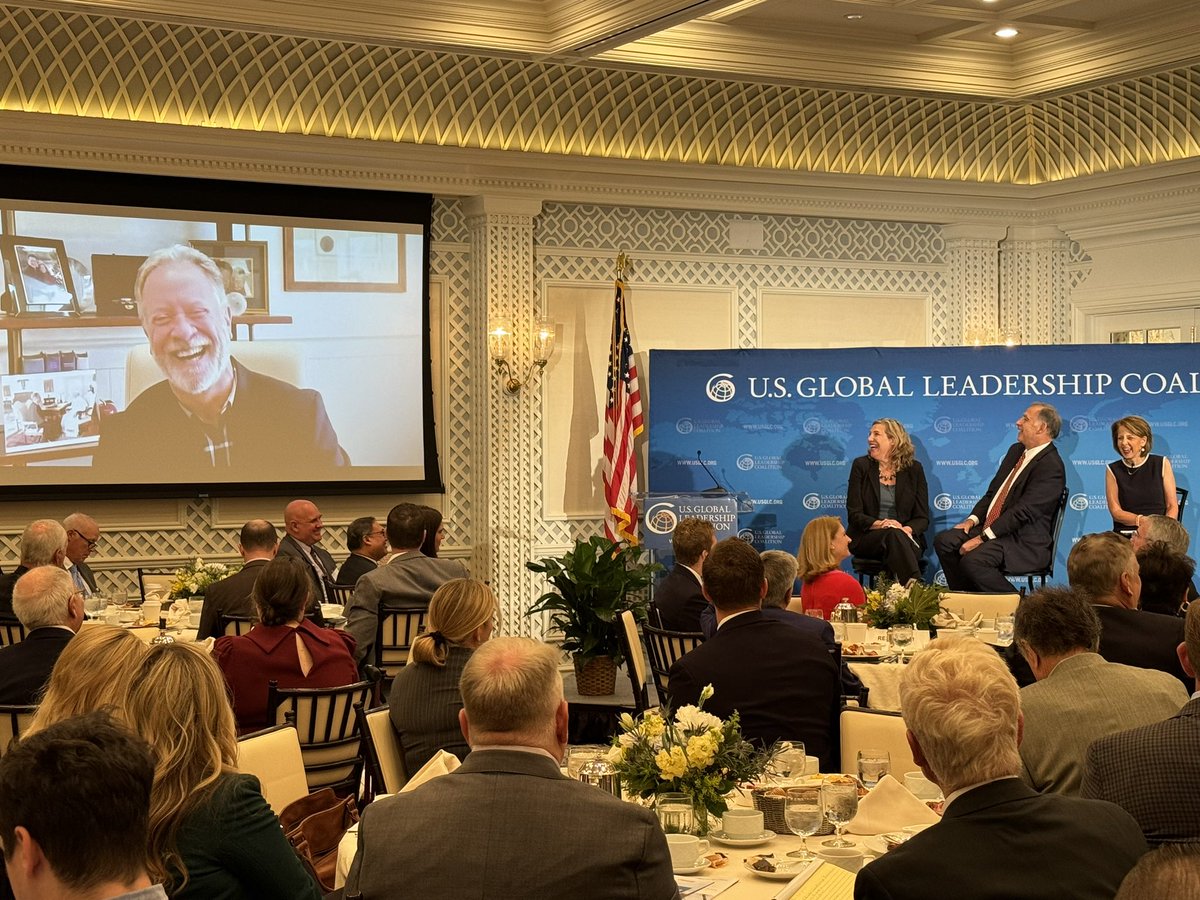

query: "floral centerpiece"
left=168, top=557, right=230, bottom=599
left=606, top=686, right=774, bottom=835
left=860, top=576, right=945, bottom=629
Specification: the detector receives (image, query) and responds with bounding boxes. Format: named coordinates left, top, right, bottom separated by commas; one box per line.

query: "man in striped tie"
left=934, top=403, right=1067, bottom=592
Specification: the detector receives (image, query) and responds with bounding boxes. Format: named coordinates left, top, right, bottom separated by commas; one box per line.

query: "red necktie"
left=984, top=452, right=1027, bottom=529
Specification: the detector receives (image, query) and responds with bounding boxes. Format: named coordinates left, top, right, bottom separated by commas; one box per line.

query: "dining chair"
left=641, top=621, right=703, bottom=707
left=236, top=722, right=310, bottom=816
left=354, top=702, right=408, bottom=802
left=135, top=568, right=176, bottom=603
left=940, top=591, right=1021, bottom=621
left=1178, top=486, right=1189, bottom=520
left=617, top=610, right=653, bottom=714
left=267, top=678, right=377, bottom=796
left=220, top=614, right=255, bottom=637
left=0, top=704, right=37, bottom=758
left=329, top=584, right=355, bottom=606
left=374, top=604, right=427, bottom=687
left=838, top=706, right=918, bottom=777
left=1002, top=485, right=1069, bottom=593
left=0, top=618, right=27, bottom=648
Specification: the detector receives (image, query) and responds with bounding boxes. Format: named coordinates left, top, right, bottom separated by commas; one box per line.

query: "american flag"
left=603, top=276, right=643, bottom=544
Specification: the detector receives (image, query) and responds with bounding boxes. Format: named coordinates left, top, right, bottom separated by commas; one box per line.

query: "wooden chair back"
left=220, top=614, right=255, bottom=637
left=355, top=702, right=408, bottom=799
left=940, top=591, right=1021, bottom=620
left=236, top=723, right=310, bottom=815
left=618, top=610, right=652, bottom=713
left=0, top=705, right=37, bottom=758
left=375, top=606, right=427, bottom=680
left=0, top=618, right=26, bottom=648
left=641, top=621, right=703, bottom=706
left=839, top=706, right=918, bottom=776
left=267, top=678, right=376, bottom=794
left=329, top=584, right=355, bottom=606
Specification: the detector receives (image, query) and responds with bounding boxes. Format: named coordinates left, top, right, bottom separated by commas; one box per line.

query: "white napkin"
left=400, top=749, right=461, bottom=793
left=930, top=610, right=983, bottom=629
left=846, top=774, right=940, bottom=834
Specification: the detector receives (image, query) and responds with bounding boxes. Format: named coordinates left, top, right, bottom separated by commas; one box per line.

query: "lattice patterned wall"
left=1001, top=232, right=1072, bottom=345
left=1, top=4, right=1200, bottom=184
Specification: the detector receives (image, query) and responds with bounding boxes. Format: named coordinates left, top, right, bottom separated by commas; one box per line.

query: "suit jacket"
left=0, top=565, right=29, bottom=619
left=197, top=559, right=270, bottom=641
left=0, top=627, right=74, bottom=705
left=276, top=534, right=335, bottom=617
left=1094, top=604, right=1190, bottom=689
left=651, top=565, right=706, bottom=632
left=94, top=359, right=348, bottom=481
left=344, top=550, right=469, bottom=666
left=667, top=610, right=840, bottom=768
left=853, top=778, right=1147, bottom=900
left=1018, top=652, right=1187, bottom=795
left=72, top=560, right=97, bottom=593
left=344, top=749, right=679, bottom=900
left=1082, top=696, right=1200, bottom=845
left=388, top=644, right=473, bottom=773
left=845, top=455, right=930, bottom=548
left=212, top=619, right=358, bottom=734
left=335, top=553, right=378, bottom=587
left=969, top=442, right=1066, bottom=572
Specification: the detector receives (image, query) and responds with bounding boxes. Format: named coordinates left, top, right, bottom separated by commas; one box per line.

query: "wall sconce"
left=487, top=316, right=556, bottom=394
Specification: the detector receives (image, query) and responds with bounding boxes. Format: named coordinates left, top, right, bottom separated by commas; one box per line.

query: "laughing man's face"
left=140, top=262, right=232, bottom=397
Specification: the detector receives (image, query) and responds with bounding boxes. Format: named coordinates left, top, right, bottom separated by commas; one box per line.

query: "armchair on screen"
left=122, top=341, right=304, bottom=405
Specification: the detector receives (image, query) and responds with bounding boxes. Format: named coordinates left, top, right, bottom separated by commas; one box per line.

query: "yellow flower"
left=655, top=746, right=688, bottom=781
left=642, top=712, right=666, bottom=738
left=619, top=713, right=636, bottom=732
left=686, top=733, right=717, bottom=768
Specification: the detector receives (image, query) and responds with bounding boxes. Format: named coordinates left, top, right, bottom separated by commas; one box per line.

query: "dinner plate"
left=843, top=654, right=883, bottom=661
left=742, top=858, right=806, bottom=880
left=672, top=858, right=711, bottom=875
left=710, top=829, right=776, bottom=847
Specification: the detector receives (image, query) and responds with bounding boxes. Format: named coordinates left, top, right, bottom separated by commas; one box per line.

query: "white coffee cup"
left=845, top=622, right=869, bottom=643
left=188, top=611, right=202, bottom=629
left=816, top=846, right=865, bottom=872
left=721, top=808, right=764, bottom=837
left=665, top=833, right=709, bottom=869
left=804, top=755, right=820, bottom=775
left=975, top=628, right=999, bottom=643
left=103, top=609, right=121, bottom=625
left=904, top=770, right=940, bottom=800
left=189, top=598, right=206, bottom=614
left=141, top=601, right=162, bottom=624
left=118, top=608, right=139, bottom=625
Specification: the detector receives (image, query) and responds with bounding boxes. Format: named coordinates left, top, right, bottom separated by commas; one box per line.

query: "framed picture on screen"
left=1, top=236, right=80, bottom=317
left=283, top=226, right=405, bottom=292
left=189, top=240, right=270, bottom=315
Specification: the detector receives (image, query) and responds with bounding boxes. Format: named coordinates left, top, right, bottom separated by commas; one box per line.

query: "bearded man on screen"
left=95, top=245, right=347, bottom=478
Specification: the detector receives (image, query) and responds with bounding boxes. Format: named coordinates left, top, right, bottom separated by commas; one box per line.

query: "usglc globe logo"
left=1070, top=493, right=1089, bottom=511
left=803, top=418, right=821, bottom=435
left=644, top=502, right=679, bottom=535
left=803, top=493, right=821, bottom=510
left=737, top=529, right=756, bottom=543
left=736, top=454, right=755, bottom=471
left=676, top=418, right=694, bottom=435
left=705, top=373, right=736, bottom=403
left=934, top=493, right=953, bottom=511
left=934, top=417, right=952, bottom=435
left=1070, top=416, right=1089, bottom=433
left=933, top=570, right=948, bottom=587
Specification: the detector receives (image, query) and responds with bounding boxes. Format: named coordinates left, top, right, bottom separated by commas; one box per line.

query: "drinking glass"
left=996, top=615, right=1015, bottom=644
left=784, top=786, right=823, bottom=859
left=566, top=745, right=605, bottom=779
left=772, top=741, right=806, bottom=780
left=857, top=749, right=890, bottom=789
left=889, top=624, right=915, bottom=662
left=656, top=792, right=694, bottom=835
left=821, top=782, right=859, bottom=848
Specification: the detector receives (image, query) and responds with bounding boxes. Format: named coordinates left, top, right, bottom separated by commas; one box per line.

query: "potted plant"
left=526, top=536, right=662, bottom=696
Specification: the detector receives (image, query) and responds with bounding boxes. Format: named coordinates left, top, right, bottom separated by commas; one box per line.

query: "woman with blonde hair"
left=845, top=417, right=930, bottom=583
left=388, top=578, right=496, bottom=772
left=26, top=624, right=146, bottom=735
left=1107, top=414, right=1178, bottom=533
left=796, top=516, right=865, bottom=620
left=125, top=641, right=320, bottom=900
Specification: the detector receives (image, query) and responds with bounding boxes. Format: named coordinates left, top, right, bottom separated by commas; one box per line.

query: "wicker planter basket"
left=573, top=654, right=618, bottom=696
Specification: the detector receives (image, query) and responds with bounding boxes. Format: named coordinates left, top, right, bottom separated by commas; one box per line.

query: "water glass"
left=822, top=782, right=859, bottom=848
left=857, top=749, right=890, bottom=788
left=784, top=786, right=823, bottom=859
left=996, top=615, right=1015, bottom=644
left=889, top=624, right=915, bottom=662
left=656, top=792, right=694, bottom=835
left=772, top=741, right=807, bottom=780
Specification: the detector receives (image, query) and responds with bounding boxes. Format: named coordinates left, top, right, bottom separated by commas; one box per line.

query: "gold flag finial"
left=615, top=252, right=629, bottom=281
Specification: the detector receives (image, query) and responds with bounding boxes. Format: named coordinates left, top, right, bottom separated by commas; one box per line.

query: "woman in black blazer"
left=846, top=418, right=930, bottom=583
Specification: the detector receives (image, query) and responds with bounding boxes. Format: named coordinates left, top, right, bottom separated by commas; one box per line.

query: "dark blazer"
left=1082, top=696, right=1200, bottom=845
left=73, top=560, right=97, bottom=593
left=335, top=553, right=378, bottom=587
left=197, top=558, right=270, bottom=641
left=345, top=749, right=679, bottom=900
left=972, top=442, right=1066, bottom=571
left=846, top=455, right=930, bottom=548
left=0, top=627, right=73, bottom=705
left=651, top=565, right=706, bottom=632
left=276, top=534, right=335, bottom=616
left=1094, top=604, right=1190, bottom=690
left=94, top=358, right=348, bottom=480
left=853, top=778, right=1147, bottom=900
left=0, top=566, right=29, bottom=619
left=667, top=610, right=840, bottom=769
left=388, top=643, right=473, bottom=773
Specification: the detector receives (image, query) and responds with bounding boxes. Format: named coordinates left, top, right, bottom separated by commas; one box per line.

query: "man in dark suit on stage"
left=345, top=637, right=679, bottom=900
left=336, top=516, right=387, bottom=587
left=667, top=537, right=840, bottom=768
left=0, top=566, right=82, bottom=705
left=1069, top=531, right=1190, bottom=689
left=196, top=519, right=277, bottom=640
left=934, top=402, right=1066, bottom=592
left=275, top=499, right=333, bottom=621
left=854, top=636, right=1147, bottom=900
left=1082, top=599, right=1200, bottom=845
left=0, top=520, right=68, bottom=619
left=651, top=517, right=714, bottom=633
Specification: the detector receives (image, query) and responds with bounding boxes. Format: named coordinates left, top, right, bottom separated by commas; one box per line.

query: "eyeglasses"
left=68, top=529, right=99, bottom=549
left=368, top=530, right=387, bottom=539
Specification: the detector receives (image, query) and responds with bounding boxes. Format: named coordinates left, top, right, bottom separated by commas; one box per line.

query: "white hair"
left=13, top=566, right=76, bottom=630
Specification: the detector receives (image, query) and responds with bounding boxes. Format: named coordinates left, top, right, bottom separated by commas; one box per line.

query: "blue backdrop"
left=647, top=345, right=1197, bottom=585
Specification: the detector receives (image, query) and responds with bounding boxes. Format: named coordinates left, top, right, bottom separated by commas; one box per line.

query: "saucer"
left=672, top=857, right=711, bottom=875
left=743, top=858, right=807, bottom=880
left=710, top=829, right=775, bottom=847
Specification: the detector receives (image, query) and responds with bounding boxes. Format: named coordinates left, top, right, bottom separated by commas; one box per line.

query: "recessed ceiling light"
left=995, top=26, right=1019, bottom=38
left=844, top=13, right=864, bottom=20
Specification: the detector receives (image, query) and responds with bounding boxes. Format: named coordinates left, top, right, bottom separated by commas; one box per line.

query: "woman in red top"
left=797, top=516, right=865, bottom=620
left=214, top=556, right=358, bottom=734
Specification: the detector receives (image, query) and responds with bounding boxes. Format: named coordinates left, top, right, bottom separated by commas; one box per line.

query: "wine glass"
left=889, top=624, right=915, bottom=662
left=857, top=749, right=890, bottom=789
left=996, top=614, right=1015, bottom=644
left=821, top=782, right=859, bottom=848
left=784, top=786, right=823, bottom=859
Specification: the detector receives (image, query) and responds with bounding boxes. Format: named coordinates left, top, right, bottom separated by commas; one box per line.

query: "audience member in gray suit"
left=0, top=566, right=82, bottom=706
left=345, top=637, right=679, bottom=900
left=0, top=520, right=68, bottom=619
left=274, top=499, right=332, bottom=624
left=197, top=520, right=277, bottom=641
left=344, top=503, right=468, bottom=668
left=1082, top=599, right=1200, bottom=846
left=1015, top=586, right=1187, bottom=795
left=388, top=578, right=495, bottom=773
left=62, top=512, right=100, bottom=597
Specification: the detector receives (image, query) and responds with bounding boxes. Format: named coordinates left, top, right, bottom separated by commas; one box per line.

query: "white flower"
left=698, top=684, right=715, bottom=704
left=886, top=583, right=906, bottom=602
left=617, top=731, right=639, bottom=750
left=606, top=744, right=625, bottom=763
left=619, top=712, right=636, bottom=732
left=674, top=705, right=723, bottom=734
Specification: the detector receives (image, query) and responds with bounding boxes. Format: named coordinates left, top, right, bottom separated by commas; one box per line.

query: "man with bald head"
left=0, top=520, right=68, bottom=619
left=197, top=519, right=279, bottom=640
left=94, top=244, right=347, bottom=478
left=62, top=512, right=99, bottom=597
left=0, top=566, right=83, bottom=705
left=275, top=500, right=334, bottom=619
left=345, top=637, right=678, bottom=900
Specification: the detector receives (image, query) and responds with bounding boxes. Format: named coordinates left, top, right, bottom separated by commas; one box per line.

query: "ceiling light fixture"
left=995, top=26, right=1019, bottom=38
